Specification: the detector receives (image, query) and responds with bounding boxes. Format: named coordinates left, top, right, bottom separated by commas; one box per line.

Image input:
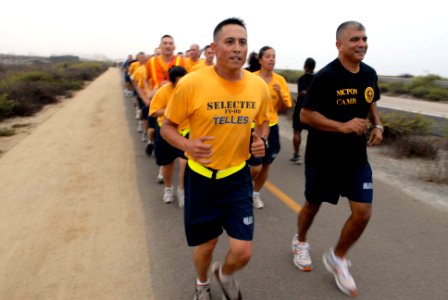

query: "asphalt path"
left=122, top=94, right=448, bottom=299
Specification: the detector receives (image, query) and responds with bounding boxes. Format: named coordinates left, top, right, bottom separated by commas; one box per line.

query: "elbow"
left=300, top=109, right=311, bottom=125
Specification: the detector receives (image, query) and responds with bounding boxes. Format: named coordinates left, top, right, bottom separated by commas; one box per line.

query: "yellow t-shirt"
left=184, top=57, right=204, bottom=73
left=150, top=83, right=189, bottom=131
left=253, top=71, right=292, bottom=125
left=190, top=61, right=212, bottom=73
left=165, top=66, right=270, bottom=170
left=132, top=65, right=148, bottom=89
left=128, top=61, right=140, bottom=78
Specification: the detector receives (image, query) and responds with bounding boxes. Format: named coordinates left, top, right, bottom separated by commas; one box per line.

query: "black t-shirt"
left=296, top=73, right=315, bottom=104
left=302, top=58, right=380, bottom=168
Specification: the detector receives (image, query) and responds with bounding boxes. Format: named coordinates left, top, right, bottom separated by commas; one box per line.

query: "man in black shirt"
left=290, top=57, right=316, bottom=164
left=291, top=21, right=383, bottom=297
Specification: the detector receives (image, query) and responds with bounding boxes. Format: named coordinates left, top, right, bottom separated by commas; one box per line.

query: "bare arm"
left=161, top=118, right=213, bottom=164
left=251, top=121, right=269, bottom=158
left=367, top=102, right=383, bottom=146
left=300, top=108, right=368, bottom=135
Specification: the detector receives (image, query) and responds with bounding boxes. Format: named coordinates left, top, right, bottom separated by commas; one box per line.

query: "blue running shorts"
left=184, top=164, right=254, bottom=246
left=304, top=163, right=373, bottom=205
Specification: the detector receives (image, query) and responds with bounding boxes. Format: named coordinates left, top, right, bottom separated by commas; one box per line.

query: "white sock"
left=253, top=191, right=260, bottom=197
left=196, top=278, right=209, bottom=286
left=219, top=266, right=232, bottom=284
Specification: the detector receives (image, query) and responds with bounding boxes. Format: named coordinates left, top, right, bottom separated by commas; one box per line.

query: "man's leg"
left=292, top=129, right=301, bottom=157
left=193, top=238, right=219, bottom=283
left=222, top=238, right=253, bottom=276
left=297, top=201, right=321, bottom=242
left=334, top=201, right=371, bottom=258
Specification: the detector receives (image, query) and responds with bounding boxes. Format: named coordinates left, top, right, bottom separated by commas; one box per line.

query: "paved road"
left=124, top=89, right=448, bottom=299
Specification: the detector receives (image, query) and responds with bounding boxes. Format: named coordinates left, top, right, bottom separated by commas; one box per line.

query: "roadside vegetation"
left=380, top=112, right=448, bottom=184
left=0, top=61, right=109, bottom=121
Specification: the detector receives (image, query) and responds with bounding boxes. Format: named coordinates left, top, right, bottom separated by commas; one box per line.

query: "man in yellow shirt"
left=149, top=66, right=188, bottom=207
left=190, top=44, right=214, bottom=72
left=184, top=43, right=204, bottom=72
left=161, top=18, right=270, bottom=300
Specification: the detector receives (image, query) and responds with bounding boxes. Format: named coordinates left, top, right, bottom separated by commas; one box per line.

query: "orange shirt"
left=146, top=55, right=185, bottom=89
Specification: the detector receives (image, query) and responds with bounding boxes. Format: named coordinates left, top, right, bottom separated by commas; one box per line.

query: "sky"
left=1, top=0, right=447, bottom=77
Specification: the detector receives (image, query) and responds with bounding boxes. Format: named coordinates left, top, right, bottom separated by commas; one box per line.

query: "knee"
left=351, top=208, right=371, bottom=225
left=231, top=242, right=253, bottom=265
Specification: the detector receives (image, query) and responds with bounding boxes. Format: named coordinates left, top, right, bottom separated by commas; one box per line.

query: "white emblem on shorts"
left=243, top=216, right=253, bottom=225
left=363, top=182, right=372, bottom=190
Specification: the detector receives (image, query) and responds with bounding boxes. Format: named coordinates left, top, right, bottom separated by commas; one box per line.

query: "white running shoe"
left=163, top=187, right=174, bottom=203
left=193, top=284, right=211, bottom=300
left=322, top=248, right=358, bottom=297
left=291, top=234, right=313, bottom=271
left=253, top=192, right=264, bottom=209
left=137, top=120, right=143, bottom=133
left=212, top=262, right=242, bottom=300
left=177, top=187, right=185, bottom=208
left=135, top=109, right=142, bottom=119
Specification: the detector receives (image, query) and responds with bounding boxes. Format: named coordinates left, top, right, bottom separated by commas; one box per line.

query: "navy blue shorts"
left=304, top=163, right=373, bottom=205
left=184, top=164, right=254, bottom=246
left=154, top=125, right=184, bottom=166
left=247, top=124, right=281, bottom=166
left=124, top=73, right=131, bottom=83
left=148, top=116, right=157, bottom=128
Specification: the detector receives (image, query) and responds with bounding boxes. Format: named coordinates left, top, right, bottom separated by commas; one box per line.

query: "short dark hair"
left=336, top=21, right=365, bottom=40
left=304, top=57, right=316, bottom=70
left=161, top=34, right=173, bottom=41
left=213, top=17, right=246, bottom=41
left=169, top=66, right=187, bottom=84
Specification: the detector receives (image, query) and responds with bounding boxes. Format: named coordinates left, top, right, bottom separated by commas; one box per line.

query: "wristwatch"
left=261, top=137, right=269, bottom=149
left=371, top=124, right=384, bottom=133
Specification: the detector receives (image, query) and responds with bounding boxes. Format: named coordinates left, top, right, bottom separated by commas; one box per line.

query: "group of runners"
left=120, top=17, right=383, bottom=300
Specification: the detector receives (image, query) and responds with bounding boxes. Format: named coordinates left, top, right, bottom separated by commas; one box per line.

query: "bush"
left=0, top=60, right=108, bottom=120
left=391, top=135, right=441, bottom=160
left=0, top=93, right=17, bottom=120
left=382, top=112, right=434, bottom=140
left=379, top=74, right=448, bottom=102
left=275, top=69, right=303, bottom=83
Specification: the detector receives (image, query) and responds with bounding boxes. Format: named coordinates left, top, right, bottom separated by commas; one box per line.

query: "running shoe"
left=291, top=234, right=313, bottom=271
left=253, top=192, right=264, bottom=209
left=177, top=187, right=185, bottom=208
left=137, top=120, right=143, bottom=133
left=322, top=248, right=358, bottom=297
left=289, top=154, right=302, bottom=165
left=163, top=187, right=174, bottom=203
left=212, top=262, right=242, bottom=300
left=193, top=284, right=211, bottom=300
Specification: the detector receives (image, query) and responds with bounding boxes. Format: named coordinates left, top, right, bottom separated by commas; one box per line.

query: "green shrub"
left=382, top=112, right=434, bottom=140
left=391, top=135, right=441, bottom=159
left=275, top=69, right=303, bottom=83
left=0, top=93, right=17, bottom=120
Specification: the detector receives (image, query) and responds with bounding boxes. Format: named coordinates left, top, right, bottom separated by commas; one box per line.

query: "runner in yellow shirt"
left=184, top=43, right=205, bottom=72
left=190, top=44, right=214, bottom=72
left=161, top=18, right=270, bottom=300
left=249, top=46, right=292, bottom=209
left=149, top=66, right=188, bottom=207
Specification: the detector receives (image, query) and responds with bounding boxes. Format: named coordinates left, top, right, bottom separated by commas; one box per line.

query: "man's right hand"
left=185, top=136, right=214, bottom=164
left=339, top=118, right=369, bottom=135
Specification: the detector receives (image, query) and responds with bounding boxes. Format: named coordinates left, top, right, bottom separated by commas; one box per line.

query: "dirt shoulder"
left=0, top=68, right=153, bottom=299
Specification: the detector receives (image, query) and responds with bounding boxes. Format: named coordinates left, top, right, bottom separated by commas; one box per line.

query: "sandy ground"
left=0, top=68, right=153, bottom=299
